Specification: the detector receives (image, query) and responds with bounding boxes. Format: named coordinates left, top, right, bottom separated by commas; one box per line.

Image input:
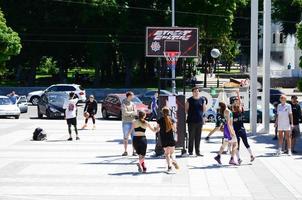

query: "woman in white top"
left=275, top=95, right=294, bottom=156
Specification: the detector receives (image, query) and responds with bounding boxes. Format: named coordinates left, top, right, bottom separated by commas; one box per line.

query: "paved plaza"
left=1, top=113, right=302, bottom=200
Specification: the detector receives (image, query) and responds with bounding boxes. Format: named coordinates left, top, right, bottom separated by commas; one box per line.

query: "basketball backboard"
left=146, top=27, right=199, bottom=58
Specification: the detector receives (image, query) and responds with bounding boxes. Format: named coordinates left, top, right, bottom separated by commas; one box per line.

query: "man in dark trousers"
left=289, top=95, right=301, bottom=154
left=185, top=87, right=207, bottom=156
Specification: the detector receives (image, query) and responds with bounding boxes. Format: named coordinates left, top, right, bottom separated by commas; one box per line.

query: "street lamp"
left=211, top=48, right=221, bottom=88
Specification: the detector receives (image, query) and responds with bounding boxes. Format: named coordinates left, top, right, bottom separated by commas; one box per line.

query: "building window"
left=280, top=33, right=284, bottom=43
left=272, top=33, right=276, bottom=44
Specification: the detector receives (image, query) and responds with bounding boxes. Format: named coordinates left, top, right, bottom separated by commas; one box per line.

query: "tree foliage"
left=272, top=0, right=302, bottom=35
left=0, top=8, right=21, bottom=66
left=1, top=0, right=248, bottom=87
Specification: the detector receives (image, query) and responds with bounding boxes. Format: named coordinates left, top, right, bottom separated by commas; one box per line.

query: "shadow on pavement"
left=249, top=134, right=278, bottom=150
left=109, top=170, right=164, bottom=176
left=46, top=139, right=69, bottom=142
left=106, top=139, right=156, bottom=145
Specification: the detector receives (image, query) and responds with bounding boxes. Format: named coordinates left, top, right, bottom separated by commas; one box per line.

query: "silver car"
left=0, top=96, right=22, bottom=119
left=27, top=84, right=86, bottom=105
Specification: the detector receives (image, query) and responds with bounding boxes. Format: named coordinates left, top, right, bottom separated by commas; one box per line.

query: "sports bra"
left=133, top=120, right=147, bottom=135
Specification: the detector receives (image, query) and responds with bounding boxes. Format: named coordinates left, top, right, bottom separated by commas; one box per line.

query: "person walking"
left=127, top=111, right=157, bottom=173
left=205, top=108, right=223, bottom=142
left=289, top=95, right=301, bottom=154
left=63, top=92, right=79, bottom=141
left=185, top=87, right=206, bottom=156
left=149, top=92, right=158, bottom=121
left=82, top=95, right=98, bottom=130
left=275, top=95, right=293, bottom=156
left=157, top=107, right=179, bottom=173
left=232, top=90, right=255, bottom=164
left=121, top=91, right=137, bottom=156
left=214, top=102, right=238, bottom=165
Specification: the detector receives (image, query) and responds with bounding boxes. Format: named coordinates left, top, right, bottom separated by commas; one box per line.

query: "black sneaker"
left=196, top=153, right=204, bottom=157
left=137, top=163, right=143, bottom=173
left=132, top=152, right=138, bottom=156
left=76, top=137, right=80, bottom=140
left=122, top=152, right=128, bottom=156
left=205, top=136, right=210, bottom=141
left=189, top=152, right=193, bottom=156
left=292, top=150, right=298, bottom=154
left=167, top=166, right=172, bottom=173
left=214, top=155, right=222, bottom=165
left=67, top=137, right=73, bottom=141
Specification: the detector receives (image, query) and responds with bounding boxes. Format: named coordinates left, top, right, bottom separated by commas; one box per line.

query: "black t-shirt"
left=187, top=97, right=205, bottom=123
left=84, top=100, right=98, bottom=114
left=233, top=111, right=244, bottom=130
left=290, top=102, right=301, bottom=125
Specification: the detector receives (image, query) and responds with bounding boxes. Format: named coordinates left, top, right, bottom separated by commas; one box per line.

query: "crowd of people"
left=61, top=87, right=300, bottom=174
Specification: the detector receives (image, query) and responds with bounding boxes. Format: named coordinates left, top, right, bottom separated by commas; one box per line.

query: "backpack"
left=33, top=127, right=47, bottom=141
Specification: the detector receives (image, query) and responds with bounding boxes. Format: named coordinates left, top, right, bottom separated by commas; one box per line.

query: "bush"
left=297, top=79, right=302, bottom=92
left=38, top=56, right=59, bottom=75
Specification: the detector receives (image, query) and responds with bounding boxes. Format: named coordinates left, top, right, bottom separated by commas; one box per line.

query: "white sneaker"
left=275, top=150, right=281, bottom=156
left=288, top=151, right=292, bottom=156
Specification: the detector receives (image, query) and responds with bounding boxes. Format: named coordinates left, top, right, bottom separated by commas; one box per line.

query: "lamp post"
left=262, top=0, right=271, bottom=133
left=211, top=48, right=221, bottom=88
left=250, top=0, right=258, bottom=134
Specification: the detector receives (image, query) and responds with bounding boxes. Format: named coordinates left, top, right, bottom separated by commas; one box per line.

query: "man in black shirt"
left=185, top=87, right=207, bottom=156
left=290, top=95, right=301, bottom=154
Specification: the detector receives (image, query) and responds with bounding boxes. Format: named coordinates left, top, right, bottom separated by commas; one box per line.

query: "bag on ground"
left=33, top=127, right=47, bottom=141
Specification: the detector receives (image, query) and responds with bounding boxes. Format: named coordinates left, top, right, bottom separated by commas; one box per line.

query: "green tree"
left=0, top=7, right=21, bottom=67
left=273, top=0, right=302, bottom=35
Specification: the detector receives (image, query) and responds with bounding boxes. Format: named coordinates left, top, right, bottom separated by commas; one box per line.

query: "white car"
left=27, top=84, right=86, bottom=105
left=0, top=96, right=21, bottom=119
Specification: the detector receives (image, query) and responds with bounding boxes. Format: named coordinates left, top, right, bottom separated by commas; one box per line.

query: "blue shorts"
left=122, top=122, right=134, bottom=140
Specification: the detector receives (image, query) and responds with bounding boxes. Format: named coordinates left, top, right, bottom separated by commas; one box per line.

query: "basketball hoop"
left=164, top=51, right=181, bottom=66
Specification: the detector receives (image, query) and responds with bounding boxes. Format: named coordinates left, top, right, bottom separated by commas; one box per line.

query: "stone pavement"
left=0, top=119, right=302, bottom=200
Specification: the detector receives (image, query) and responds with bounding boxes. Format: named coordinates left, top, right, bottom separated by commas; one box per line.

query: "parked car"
left=138, top=90, right=173, bottom=107
left=258, top=89, right=284, bottom=104
left=101, top=94, right=150, bottom=119
left=204, top=98, right=217, bottom=122
left=37, top=92, right=69, bottom=119
left=27, top=84, right=86, bottom=105
left=0, top=96, right=22, bottom=119
left=243, top=100, right=275, bottom=123
left=16, top=96, right=28, bottom=113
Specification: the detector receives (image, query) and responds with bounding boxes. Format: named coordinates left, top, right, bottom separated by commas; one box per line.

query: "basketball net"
left=164, top=51, right=181, bottom=67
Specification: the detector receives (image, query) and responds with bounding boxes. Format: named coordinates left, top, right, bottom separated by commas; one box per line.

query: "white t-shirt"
left=63, top=99, right=78, bottom=119
left=277, top=103, right=292, bottom=131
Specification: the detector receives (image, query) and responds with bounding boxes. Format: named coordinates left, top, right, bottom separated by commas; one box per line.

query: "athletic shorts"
left=67, top=118, right=77, bottom=126
left=122, top=122, right=134, bottom=139
left=132, top=136, right=147, bottom=156
left=223, top=136, right=237, bottom=144
left=292, top=125, right=301, bottom=138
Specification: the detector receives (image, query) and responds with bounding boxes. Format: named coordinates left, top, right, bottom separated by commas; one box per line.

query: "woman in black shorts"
left=157, top=107, right=179, bottom=173
left=127, top=111, right=157, bottom=173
